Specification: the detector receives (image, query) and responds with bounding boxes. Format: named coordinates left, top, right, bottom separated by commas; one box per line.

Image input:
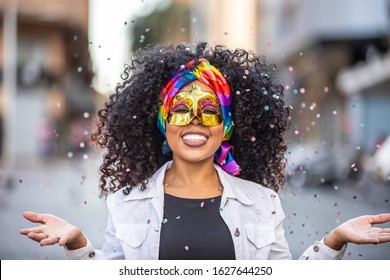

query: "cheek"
left=212, top=124, right=224, bottom=141
left=165, top=123, right=180, bottom=145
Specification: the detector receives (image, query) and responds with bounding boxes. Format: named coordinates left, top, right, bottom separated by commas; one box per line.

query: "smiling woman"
left=20, top=42, right=390, bottom=260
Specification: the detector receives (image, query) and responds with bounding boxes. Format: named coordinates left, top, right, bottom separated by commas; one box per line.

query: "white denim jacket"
left=65, top=161, right=346, bottom=260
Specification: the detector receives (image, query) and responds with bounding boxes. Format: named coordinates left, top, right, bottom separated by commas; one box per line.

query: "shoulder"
left=223, top=170, right=279, bottom=200
left=106, top=161, right=170, bottom=208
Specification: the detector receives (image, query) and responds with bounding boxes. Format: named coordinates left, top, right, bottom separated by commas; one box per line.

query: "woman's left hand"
left=324, top=213, right=390, bottom=251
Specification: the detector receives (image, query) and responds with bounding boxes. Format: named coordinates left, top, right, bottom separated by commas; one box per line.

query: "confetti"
left=83, top=112, right=90, bottom=118
left=67, top=152, right=74, bottom=158
left=323, top=86, right=329, bottom=93
left=77, top=66, right=83, bottom=73
left=200, top=202, right=204, bottom=208
left=176, top=216, right=181, bottom=219
left=320, top=178, right=325, bottom=184
left=251, top=136, right=256, bottom=142
left=210, top=199, right=215, bottom=203
left=288, top=66, right=294, bottom=72
left=162, top=218, right=168, bottom=224
left=184, top=246, right=189, bottom=251
left=83, top=154, right=88, bottom=160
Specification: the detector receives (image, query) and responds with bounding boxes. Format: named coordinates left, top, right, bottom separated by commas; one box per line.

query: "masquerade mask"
left=168, top=83, right=223, bottom=127
left=157, top=59, right=241, bottom=175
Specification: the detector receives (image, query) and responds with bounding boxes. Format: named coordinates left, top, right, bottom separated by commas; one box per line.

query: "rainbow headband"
left=157, top=59, right=241, bottom=175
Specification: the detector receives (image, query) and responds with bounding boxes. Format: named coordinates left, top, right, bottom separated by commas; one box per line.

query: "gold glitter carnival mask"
left=167, top=84, right=223, bottom=126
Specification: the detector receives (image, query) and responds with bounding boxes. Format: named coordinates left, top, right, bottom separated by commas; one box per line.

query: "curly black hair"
left=89, top=42, right=290, bottom=197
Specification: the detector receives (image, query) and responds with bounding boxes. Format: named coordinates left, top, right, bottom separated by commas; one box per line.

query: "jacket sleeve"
left=64, top=204, right=125, bottom=259
left=298, top=237, right=347, bottom=260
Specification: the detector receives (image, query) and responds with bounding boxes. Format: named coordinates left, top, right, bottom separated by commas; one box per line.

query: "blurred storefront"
left=0, top=0, right=96, bottom=176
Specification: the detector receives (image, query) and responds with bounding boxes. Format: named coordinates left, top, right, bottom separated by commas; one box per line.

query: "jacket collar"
left=123, top=161, right=254, bottom=206
left=123, top=161, right=171, bottom=202
left=214, top=164, right=254, bottom=206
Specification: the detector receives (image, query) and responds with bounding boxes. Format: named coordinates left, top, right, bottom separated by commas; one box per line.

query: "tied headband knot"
left=157, top=59, right=241, bottom=176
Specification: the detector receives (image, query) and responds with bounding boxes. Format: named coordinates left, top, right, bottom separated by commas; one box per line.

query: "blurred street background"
left=1, top=0, right=390, bottom=259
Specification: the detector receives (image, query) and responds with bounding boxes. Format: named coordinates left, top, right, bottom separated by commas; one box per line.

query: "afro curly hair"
left=89, top=42, right=290, bottom=197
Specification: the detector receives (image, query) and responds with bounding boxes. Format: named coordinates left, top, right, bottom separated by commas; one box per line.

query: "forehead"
left=179, top=80, right=215, bottom=95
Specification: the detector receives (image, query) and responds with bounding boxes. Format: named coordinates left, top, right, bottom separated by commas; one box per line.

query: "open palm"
left=20, top=211, right=85, bottom=248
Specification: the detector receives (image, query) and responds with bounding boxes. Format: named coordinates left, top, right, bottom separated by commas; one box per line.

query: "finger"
left=58, top=236, right=68, bottom=247
left=22, top=211, right=47, bottom=224
left=40, top=235, right=60, bottom=246
left=378, top=234, right=390, bottom=243
left=27, top=232, right=47, bottom=242
left=362, top=232, right=390, bottom=244
left=20, top=226, right=44, bottom=235
left=369, top=213, right=390, bottom=225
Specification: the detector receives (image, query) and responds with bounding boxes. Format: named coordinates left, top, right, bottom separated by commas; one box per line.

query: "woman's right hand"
left=20, top=211, right=87, bottom=250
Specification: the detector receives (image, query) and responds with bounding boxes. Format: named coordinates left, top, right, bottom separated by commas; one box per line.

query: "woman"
left=20, top=42, right=390, bottom=259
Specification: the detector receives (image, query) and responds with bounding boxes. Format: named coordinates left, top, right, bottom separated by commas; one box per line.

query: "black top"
left=159, top=193, right=236, bottom=260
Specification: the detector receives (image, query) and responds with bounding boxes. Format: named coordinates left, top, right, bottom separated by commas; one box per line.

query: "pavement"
left=0, top=154, right=389, bottom=260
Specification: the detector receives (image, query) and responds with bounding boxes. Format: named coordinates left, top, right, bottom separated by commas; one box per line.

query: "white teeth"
left=182, top=134, right=207, bottom=142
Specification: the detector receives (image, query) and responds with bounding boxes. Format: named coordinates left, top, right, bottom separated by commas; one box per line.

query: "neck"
left=164, top=156, right=223, bottom=198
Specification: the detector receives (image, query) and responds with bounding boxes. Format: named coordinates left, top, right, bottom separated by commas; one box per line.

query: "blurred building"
left=257, top=0, right=390, bottom=184
left=0, top=0, right=95, bottom=174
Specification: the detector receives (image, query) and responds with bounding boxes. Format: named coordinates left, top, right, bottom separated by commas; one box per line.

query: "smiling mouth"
left=181, top=132, right=209, bottom=146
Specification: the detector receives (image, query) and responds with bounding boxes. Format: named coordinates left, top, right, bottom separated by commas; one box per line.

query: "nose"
left=190, top=116, right=201, bottom=125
